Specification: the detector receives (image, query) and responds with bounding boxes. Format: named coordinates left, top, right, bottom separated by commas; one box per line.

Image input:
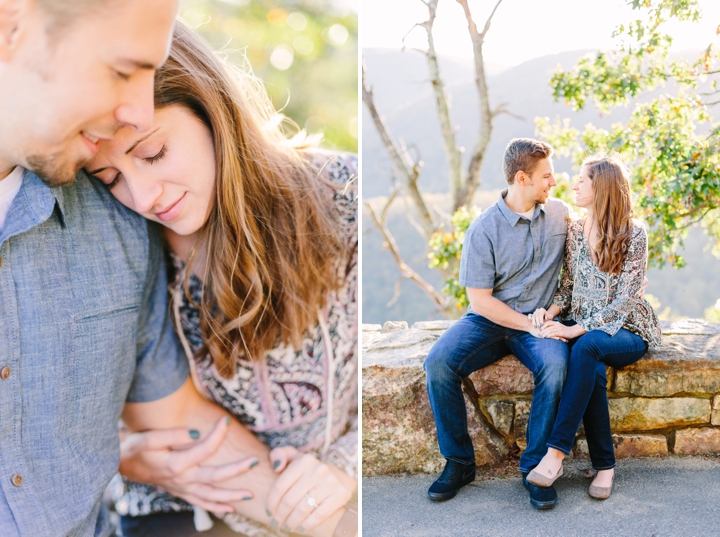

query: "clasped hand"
left=119, top=417, right=257, bottom=513
left=120, top=422, right=355, bottom=533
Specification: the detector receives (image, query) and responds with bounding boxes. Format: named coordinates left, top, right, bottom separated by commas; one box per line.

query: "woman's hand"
left=529, top=308, right=550, bottom=331
left=266, top=446, right=356, bottom=534
left=538, top=320, right=585, bottom=342
left=119, top=416, right=258, bottom=513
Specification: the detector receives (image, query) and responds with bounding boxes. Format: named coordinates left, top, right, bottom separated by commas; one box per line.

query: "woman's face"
left=573, top=165, right=595, bottom=209
left=86, top=104, right=216, bottom=238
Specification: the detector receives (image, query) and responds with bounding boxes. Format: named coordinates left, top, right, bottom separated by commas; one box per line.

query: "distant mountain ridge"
left=362, top=47, right=720, bottom=325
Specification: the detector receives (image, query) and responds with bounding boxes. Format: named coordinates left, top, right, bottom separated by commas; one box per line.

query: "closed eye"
left=107, top=172, right=122, bottom=190
left=146, top=145, right=167, bottom=164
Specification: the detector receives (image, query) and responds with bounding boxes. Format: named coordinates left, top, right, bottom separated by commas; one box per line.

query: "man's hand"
left=119, top=416, right=258, bottom=513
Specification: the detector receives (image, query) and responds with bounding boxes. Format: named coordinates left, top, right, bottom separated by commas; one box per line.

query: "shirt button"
left=535, top=248, right=539, bottom=252
left=11, top=474, right=22, bottom=487
left=0, top=367, right=9, bottom=380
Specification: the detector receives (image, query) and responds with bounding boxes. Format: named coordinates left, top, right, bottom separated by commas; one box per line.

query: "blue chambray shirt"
left=0, top=169, right=189, bottom=536
left=459, top=190, right=569, bottom=314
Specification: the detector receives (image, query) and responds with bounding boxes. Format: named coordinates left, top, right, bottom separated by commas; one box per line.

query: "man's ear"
left=0, top=0, right=26, bottom=63
left=514, top=170, right=526, bottom=185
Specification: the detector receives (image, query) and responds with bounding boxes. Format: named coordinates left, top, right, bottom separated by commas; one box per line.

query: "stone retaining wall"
left=362, top=319, right=720, bottom=476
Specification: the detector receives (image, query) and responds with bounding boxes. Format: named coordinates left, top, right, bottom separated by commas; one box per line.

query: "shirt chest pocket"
left=65, top=303, right=141, bottom=430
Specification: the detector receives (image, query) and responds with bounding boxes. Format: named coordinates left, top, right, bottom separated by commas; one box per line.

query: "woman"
left=88, top=22, right=357, bottom=537
left=525, top=154, right=661, bottom=499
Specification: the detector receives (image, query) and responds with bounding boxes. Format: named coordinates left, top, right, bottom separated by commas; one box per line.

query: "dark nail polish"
left=266, top=509, right=272, bottom=517
left=243, top=495, right=252, bottom=501
left=225, top=416, right=231, bottom=426
left=250, top=460, right=259, bottom=468
left=298, top=527, right=305, bottom=533
left=270, top=519, right=278, bottom=528
left=273, top=460, right=281, bottom=470
left=189, top=430, right=200, bottom=440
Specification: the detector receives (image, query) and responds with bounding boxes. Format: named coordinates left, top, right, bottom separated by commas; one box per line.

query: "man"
left=0, top=1, right=347, bottom=536
left=424, top=138, right=569, bottom=509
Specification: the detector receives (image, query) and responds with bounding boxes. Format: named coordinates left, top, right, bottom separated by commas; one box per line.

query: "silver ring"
left=305, top=494, right=318, bottom=508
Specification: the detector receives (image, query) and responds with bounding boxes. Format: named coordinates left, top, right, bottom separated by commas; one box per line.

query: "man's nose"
left=114, top=71, right=155, bottom=133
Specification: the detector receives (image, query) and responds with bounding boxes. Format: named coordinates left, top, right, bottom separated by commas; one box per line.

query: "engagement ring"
left=305, top=494, right=318, bottom=508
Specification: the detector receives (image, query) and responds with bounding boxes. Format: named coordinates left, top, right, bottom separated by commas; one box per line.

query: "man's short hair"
left=36, top=0, right=114, bottom=31
left=503, top=138, right=553, bottom=185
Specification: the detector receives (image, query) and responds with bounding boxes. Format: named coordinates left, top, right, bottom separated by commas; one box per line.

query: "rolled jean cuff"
left=446, top=455, right=475, bottom=466
left=592, top=463, right=616, bottom=471
left=546, top=442, right=572, bottom=456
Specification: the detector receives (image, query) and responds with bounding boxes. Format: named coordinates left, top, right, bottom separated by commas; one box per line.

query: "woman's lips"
left=155, top=192, right=187, bottom=222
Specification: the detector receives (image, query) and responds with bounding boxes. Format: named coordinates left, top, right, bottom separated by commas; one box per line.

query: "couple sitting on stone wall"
left=424, top=138, right=662, bottom=508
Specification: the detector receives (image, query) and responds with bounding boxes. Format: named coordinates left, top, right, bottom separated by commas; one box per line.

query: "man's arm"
left=122, top=378, right=345, bottom=537
left=467, top=287, right=538, bottom=335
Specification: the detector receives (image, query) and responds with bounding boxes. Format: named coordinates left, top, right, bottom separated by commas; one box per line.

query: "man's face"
left=0, top=0, right=178, bottom=186
left=524, top=157, right=556, bottom=204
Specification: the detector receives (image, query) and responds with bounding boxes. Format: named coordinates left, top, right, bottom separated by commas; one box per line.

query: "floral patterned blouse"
left=112, top=152, right=358, bottom=537
left=552, top=218, right=662, bottom=349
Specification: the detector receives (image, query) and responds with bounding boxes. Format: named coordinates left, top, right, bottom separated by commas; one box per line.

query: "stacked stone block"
left=362, top=319, right=720, bottom=476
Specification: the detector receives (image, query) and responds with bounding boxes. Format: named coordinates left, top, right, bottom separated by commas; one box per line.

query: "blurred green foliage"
left=535, top=0, right=720, bottom=270
left=179, top=0, right=357, bottom=151
left=427, top=206, right=479, bottom=311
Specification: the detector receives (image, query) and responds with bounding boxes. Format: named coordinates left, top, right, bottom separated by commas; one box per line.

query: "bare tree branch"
left=362, top=61, right=437, bottom=235
left=454, top=0, right=503, bottom=209
left=419, top=0, right=464, bottom=204
left=493, top=103, right=526, bottom=121
left=386, top=279, right=404, bottom=307
left=479, top=0, right=503, bottom=38
left=365, top=201, right=447, bottom=309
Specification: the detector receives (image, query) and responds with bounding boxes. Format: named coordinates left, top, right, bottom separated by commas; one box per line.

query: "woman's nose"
left=125, top=174, right=163, bottom=214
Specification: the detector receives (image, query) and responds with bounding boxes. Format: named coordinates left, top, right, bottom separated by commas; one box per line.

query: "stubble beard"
left=26, top=151, right=88, bottom=188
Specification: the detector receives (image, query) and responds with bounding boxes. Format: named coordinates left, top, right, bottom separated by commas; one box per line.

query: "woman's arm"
left=551, top=221, right=575, bottom=317
left=122, top=378, right=345, bottom=537
left=575, top=225, right=648, bottom=336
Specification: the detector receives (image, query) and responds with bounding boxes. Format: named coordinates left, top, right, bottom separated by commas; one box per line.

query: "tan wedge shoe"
left=526, top=465, right=563, bottom=487
left=588, top=473, right=614, bottom=500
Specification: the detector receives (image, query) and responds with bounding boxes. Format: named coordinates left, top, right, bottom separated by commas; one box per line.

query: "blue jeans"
left=120, top=512, right=242, bottom=537
left=546, top=326, right=648, bottom=470
left=424, top=312, right=568, bottom=473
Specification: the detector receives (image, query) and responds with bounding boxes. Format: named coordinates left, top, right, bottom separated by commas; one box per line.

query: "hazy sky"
left=362, top=0, right=720, bottom=66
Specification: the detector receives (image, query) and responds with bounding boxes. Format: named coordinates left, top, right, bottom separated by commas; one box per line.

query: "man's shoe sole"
left=427, top=489, right=458, bottom=502
left=529, top=497, right=556, bottom=510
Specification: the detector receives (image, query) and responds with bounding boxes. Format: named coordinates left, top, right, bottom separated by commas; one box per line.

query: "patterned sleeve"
left=578, top=224, right=648, bottom=335
left=321, top=390, right=358, bottom=479
left=317, top=152, right=358, bottom=480
left=552, top=220, right=575, bottom=316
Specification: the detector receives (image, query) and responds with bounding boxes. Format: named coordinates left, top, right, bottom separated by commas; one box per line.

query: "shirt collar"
left=497, top=189, right=545, bottom=226
left=20, top=168, right=67, bottom=228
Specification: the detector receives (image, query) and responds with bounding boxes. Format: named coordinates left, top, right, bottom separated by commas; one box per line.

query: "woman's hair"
left=582, top=154, right=634, bottom=274
left=156, top=21, right=346, bottom=377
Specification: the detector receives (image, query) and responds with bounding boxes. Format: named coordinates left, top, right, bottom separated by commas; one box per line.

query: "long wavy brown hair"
left=155, top=21, right=346, bottom=377
left=582, top=154, right=634, bottom=274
